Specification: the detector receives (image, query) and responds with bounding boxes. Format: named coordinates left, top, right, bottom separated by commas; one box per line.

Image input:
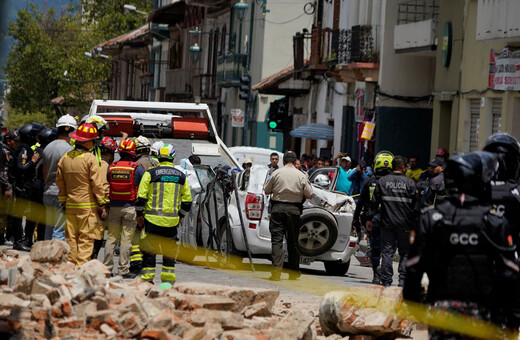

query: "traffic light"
left=268, top=99, right=286, bottom=132
left=239, top=75, right=251, bottom=101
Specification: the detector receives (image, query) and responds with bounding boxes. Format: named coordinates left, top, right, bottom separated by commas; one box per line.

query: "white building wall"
left=332, top=82, right=346, bottom=156
left=378, top=0, right=435, bottom=108
left=260, top=0, right=314, bottom=79
left=315, top=80, right=330, bottom=155
left=476, top=0, right=520, bottom=41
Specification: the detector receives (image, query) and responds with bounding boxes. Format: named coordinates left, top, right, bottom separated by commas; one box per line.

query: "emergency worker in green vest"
left=136, top=144, right=192, bottom=284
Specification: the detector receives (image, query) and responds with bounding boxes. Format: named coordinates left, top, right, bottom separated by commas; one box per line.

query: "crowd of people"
left=346, top=136, right=520, bottom=338
left=0, top=116, right=192, bottom=285
left=2, top=113, right=520, bottom=337
left=264, top=137, right=520, bottom=337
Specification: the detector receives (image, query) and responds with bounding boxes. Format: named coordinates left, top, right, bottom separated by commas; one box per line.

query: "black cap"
left=4, top=130, right=20, bottom=141
left=429, top=156, right=445, bottom=167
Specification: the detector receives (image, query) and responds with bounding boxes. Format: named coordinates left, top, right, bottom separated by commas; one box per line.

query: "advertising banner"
left=489, top=48, right=520, bottom=91
left=231, top=109, right=244, bottom=127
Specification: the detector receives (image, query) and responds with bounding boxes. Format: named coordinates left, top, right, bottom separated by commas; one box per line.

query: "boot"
left=23, top=221, right=36, bottom=248
left=372, top=265, right=381, bottom=285
left=13, top=219, right=30, bottom=252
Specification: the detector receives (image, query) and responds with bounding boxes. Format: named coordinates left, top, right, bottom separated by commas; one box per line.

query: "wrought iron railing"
left=310, top=25, right=379, bottom=67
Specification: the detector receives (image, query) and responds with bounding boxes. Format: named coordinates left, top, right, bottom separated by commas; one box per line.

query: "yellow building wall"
left=456, top=0, right=520, bottom=152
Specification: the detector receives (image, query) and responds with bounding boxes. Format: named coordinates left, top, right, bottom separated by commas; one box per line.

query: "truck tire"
left=297, top=208, right=338, bottom=257
left=324, top=260, right=351, bottom=276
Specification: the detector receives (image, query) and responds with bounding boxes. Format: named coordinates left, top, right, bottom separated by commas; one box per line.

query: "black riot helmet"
left=18, top=123, right=45, bottom=145
left=482, top=133, right=520, bottom=181
left=444, top=151, right=499, bottom=201
left=37, top=127, right=58, bottom=147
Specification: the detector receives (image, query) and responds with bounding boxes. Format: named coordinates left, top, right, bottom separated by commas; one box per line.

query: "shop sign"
left=489, top=48, right=520, bottom=91
left=442, top=21, right=452, bottom=67
left=231, top=109, right=244, bottom=127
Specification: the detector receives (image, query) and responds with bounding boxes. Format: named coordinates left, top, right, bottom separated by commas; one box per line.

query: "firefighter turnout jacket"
left=135, top=162, right=192, bottom=227
left=100, top=159, right=110, bottom=198
left=56, top=148, right=110, bottom=210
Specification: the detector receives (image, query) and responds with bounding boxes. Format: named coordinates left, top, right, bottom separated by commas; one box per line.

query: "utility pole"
left=241, top=1, right=255, bottom=146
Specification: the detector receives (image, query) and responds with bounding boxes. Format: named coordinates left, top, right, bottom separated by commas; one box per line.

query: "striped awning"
left=290, top=123, right=334, bottom=141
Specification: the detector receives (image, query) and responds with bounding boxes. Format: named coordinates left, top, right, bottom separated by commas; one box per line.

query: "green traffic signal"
left=269, top=121, right=278, bottom=129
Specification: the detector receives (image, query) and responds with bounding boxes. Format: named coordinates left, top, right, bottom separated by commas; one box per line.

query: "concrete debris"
left=0, top=241, right=416, bottom=339
left=270, top=310, right=316, bottom=340
left=318, top=287, right=414, bottom=338
left=29, top=239, right=70, bottom=263
left=0, top=242, right=315, bottom=339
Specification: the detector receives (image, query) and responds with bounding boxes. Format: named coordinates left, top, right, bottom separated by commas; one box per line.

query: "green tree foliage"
left=5, top=108, right=55, bottom=130
left=80, top=0, right=153, bottom=42
left=5, top=4, right=109, bottom=122
left=5, top=0, right=152, bottom=126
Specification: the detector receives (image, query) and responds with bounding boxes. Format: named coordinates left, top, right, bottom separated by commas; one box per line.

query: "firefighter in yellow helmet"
left=55, top=123, right=109, bottom=265
left=136, top=144, right=192, bottom=284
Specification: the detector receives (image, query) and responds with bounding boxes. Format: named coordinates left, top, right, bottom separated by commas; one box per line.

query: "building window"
left=469, top=98, right=480, bottom=151
left=221, top=25, right=227, bottom=55
left=492, top=98, right=502, bottom=134
left=169, top=41, right=183, bottom=69
left=126, top=59, right=135, bottom=99
left=151, top=46, right=162, bottom=89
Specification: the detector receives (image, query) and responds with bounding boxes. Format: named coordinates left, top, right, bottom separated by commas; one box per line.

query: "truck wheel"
left=297, top=208, right=338, bottom=257
left=324, top=260, right=351, bottom=276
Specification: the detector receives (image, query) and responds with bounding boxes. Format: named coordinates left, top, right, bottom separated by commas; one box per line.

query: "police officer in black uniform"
left=352, top=150, right=394, bottom=284
left=482, top=133, right=520, bottom=246
left=367, top=155, right=416, bottom=287
left=0, top=132, right=16, bottom=245
left=404, top=151, right=520, bottom=339
left=10, top=124, right=41, bottom=250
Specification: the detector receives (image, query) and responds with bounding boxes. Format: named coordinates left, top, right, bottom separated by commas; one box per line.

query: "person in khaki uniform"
left=128, top=136, right=158, bottom=275
left=56, top=123, right=109, bottom=265
left=264, top=151, right=313, bottom=281
left=104, top=139, right=144, bottom=278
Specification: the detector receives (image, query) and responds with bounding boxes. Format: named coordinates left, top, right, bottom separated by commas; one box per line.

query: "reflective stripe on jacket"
left=55, top=148, right=109, bottom=210
left=109, top=161, right=140, bottom=201
left=135, top=162, right=192, bottom=227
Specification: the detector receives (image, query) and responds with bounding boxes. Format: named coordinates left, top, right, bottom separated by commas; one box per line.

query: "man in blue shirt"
left=334, top=154, right=353, bottom=194
left=348, top=159, right=368, bottom=198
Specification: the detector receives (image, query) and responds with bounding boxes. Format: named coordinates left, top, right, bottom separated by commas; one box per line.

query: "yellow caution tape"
left=0, top=196, right=517, bottom=339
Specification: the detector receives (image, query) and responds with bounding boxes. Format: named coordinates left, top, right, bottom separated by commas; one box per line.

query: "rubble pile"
left=0, top=240, right=318, bottom=340
left=319, top=286, right=414, bottom=338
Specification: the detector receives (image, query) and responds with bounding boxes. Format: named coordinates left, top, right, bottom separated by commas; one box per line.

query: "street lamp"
left=189, top=43, right=201, bottom=63
left=124, top=4, right=148, bottom=15
left=234, top=0, right=249, bottom=22
left=189, top=27, right=202, bottom=35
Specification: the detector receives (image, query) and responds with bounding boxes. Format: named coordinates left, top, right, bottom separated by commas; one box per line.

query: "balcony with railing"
left=394, top=0, right=439, bottom=53
left=304, top=24, right=380, bottom=83
left=216, top=53, right=247, bottom=88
